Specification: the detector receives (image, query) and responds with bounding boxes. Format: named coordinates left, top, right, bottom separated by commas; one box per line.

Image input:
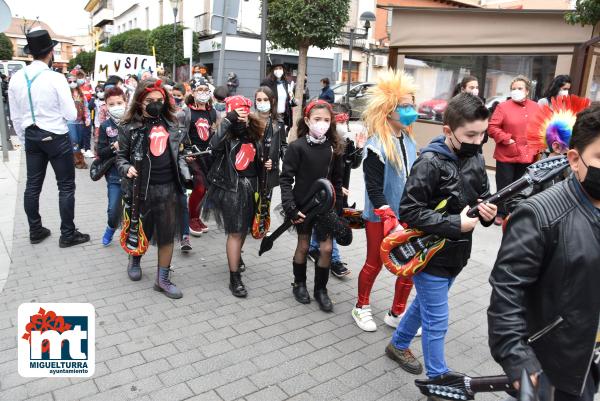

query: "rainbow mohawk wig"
left=527, top=95, right=591, bottom=154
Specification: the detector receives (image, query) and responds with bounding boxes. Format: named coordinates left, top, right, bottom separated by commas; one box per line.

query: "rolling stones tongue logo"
left=235, top=143, right=256, bottom=171
left=195, top=118, right=211, bottom=141
left=149, top=125, right=170, bottom=157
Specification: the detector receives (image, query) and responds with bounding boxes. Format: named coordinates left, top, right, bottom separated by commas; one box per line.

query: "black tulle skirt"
left=203, top=176, right=258, bottom=234
left=140, top=182, right=182, bottom=246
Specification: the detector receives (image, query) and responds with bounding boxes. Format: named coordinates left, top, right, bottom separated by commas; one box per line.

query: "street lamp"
left=169, top=0, right=179, bottom=80
left=344, top=11, right=376, bottom=105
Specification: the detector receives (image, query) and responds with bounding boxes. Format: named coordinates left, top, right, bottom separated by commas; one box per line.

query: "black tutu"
left=139, top=182, right=182, bottom=246
left=203, top=176, right=257, bottom=234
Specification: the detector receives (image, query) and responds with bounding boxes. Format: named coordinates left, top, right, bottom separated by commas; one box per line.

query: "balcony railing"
left=194, top=13, right=211, bottom=35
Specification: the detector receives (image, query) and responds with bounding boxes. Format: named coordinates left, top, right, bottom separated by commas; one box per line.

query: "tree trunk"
left=288, top=41, right=309, bottom=143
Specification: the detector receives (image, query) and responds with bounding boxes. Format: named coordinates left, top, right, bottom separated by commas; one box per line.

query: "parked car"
left=0, top=61, right=25, bottom=78
left=332, top=82, right=375, bottom=119
left=418, top=92, right=451, bottom=122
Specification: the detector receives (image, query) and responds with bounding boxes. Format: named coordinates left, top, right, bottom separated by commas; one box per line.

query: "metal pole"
left=365, top=44, right=369, bottom=82
left=0, top=94, right=9, bottom=162
left=217, top=0, right=229, bottom=86
left=345, top=28, right=354, bottom=105
left=172, top=7, right=177, bottom=81
left=259, top=0, right=268, bottom=83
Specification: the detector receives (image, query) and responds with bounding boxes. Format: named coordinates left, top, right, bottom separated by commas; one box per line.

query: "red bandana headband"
left=304, top=99, right=333, bottom=117
left=141, top=79, right=166, bottom=101
left=225, top=95, right=253, bottom=113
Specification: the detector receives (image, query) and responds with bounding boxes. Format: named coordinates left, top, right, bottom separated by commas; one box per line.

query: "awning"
left=387, top=7, right=594, bottom=54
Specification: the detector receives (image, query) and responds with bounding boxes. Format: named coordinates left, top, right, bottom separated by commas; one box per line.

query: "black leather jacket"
left=116, top=118, right=190, bottom=202
left=207, top=118, right=260, bottom=192
left=261, top=116, right=287, bottom=189
left=488, top=176, right=600, bottom=396
left=398, top=137, right=492, bottom=277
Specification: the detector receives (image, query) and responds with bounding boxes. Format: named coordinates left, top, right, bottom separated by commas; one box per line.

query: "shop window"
left=405, top=54, right=558, bottom=122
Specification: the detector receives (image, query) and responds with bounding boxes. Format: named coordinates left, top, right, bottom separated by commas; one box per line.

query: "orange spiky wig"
left=362, top=69, right=417, bottom=171
left=527, top=95, right=591, bottom=154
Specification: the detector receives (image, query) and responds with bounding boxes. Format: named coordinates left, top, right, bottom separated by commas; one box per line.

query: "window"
left=342, top=61, right=360, bottom=83
left=53, top=43, right=62, bottom=58
left=145, top=7, right=149, bottom=29
left=134, top=18, right=137, bottom=28
left=128, top=20, right=132, bottom=30
left=405, top=54, right=558, bottom=122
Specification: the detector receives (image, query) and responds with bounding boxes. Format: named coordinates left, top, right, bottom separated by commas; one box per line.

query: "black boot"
left=59, top=230, right=90, bottom=248
left=314, top=265, right=333, bottom=312
left=30, top=227, right=51, bottom=244
left=292, top=261, right=310, bottom=304
left=229, top=271, right=247, bottom=298
left=127, top=255, right=142, bottom=281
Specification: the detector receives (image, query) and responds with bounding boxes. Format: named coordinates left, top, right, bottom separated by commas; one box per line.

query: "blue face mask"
left=77, top=79, right=85, bottom=85
left=394, top=105, right=418, bottom=127
left=214, top=102, right=226, bottom=112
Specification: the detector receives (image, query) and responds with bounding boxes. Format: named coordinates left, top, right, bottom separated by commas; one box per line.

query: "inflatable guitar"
left=342, top=207, right=365, bottom=229
left=120, top=140, right=149, bottom=256
left=251, top=120, right=273, bottom=239
left=415, top=369, right=549, bottom=401
left=259, top=179, right=335, bottom=256
left=381, top=155, right=570, bottom=277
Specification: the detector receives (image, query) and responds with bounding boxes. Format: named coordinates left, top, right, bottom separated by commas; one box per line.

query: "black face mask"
left=145, top=101, right=163, bottom=118
left=580, top=158, right=600, bottom=201
left=450, top=132, right=481, bottom=158
left=48, top=55, right=54, bottom=68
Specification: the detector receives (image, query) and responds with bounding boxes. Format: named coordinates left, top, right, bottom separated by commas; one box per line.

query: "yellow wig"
left=362, top=69, right=417, bottom=171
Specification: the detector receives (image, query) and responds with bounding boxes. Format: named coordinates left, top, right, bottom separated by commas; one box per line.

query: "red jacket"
left=488, top=99, right=538, bottom=164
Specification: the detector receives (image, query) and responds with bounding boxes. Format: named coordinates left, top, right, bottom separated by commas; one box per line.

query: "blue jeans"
left=391, top=272, right=455, bottom=378
left=105, top=167, right=121, bottom=229
left=309, top=230, right=340, bottom=263
left=180, top=192, right=189, bottom=237
left=67, top=122, right=86, bottom=152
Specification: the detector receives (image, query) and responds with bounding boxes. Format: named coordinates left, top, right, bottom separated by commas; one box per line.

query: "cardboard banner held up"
left=94, top=51, right=157, bottom=81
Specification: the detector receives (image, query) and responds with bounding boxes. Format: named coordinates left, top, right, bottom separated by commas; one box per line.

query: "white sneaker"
left=384, top=310, right=402, bottom=328
left=352, top=305, right=377, bottom=332
left=84, top=150, right=94, bottom=158
left=384, top=311, right=423, bottom=336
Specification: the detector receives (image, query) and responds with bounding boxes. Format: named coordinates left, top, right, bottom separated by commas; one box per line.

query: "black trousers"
left=495, top=160, right=530, bottom=217
left=24, top=126, right=76, bottom=237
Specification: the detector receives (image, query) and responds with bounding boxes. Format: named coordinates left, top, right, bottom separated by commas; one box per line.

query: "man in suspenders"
left=8, top=30, right=90, bottom=247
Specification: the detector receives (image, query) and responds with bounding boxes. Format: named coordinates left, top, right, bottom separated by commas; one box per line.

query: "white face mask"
left=195, top=92, right=211, bottom=103
left=108, top=105, right=126, bottom=121
left=69, top=82, right=78, bottom=89
left=511, top=89, right=526, bottom=102
left=558, top=89, right=569, bottom=97
left=274, top=69, right=284, bottom=79
left=256, top=101, right=271, bottom=113
left=97, top=92, right=105, bottom=100
left=470, top=88, right=479, bottom=97
left=308, top=121, right=329, bottom=138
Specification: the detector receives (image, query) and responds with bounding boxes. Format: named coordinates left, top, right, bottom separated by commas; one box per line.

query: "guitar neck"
left=468, top=375, right=512, bottom=394
left=467, top=176, right=531, bottom=217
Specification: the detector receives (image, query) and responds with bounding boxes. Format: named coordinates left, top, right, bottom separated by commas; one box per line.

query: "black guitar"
left=416, top=374, right=513, bottom=400
left=415, top=369, right=551, bottom=401
left=259, top=178, right=334, bottom=256
left=467, top=155, right=569, bottom=218
left=120, top=139, right=148, bottom=256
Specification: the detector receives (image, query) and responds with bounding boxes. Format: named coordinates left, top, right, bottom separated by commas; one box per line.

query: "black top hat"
left=24, top=30, right=58, bottom=56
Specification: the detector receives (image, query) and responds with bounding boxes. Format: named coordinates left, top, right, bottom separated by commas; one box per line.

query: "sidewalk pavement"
left=0, top=151, right=510, bottom=401
left=0, top=150, right=22, bottom=293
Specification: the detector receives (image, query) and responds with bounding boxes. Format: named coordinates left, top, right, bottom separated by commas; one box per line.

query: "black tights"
left=294, top=233, right=333, bottom=268
left=226, top=232, right=247, bottom=272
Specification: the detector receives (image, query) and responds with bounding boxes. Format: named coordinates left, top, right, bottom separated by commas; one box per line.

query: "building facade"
left=4, top=18, right=74, bottom=73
